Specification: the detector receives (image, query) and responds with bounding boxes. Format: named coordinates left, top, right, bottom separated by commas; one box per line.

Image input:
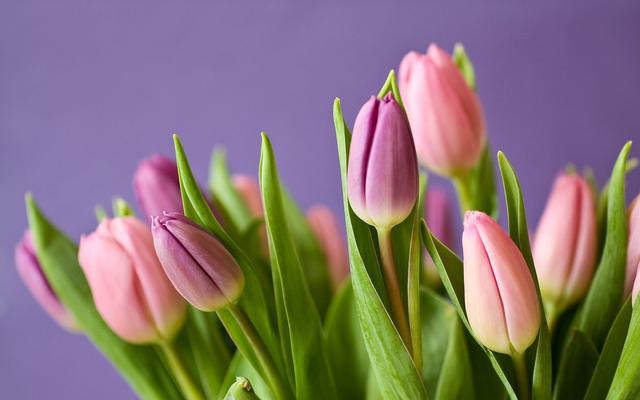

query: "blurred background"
left=1, top=1, right=640, bottom=398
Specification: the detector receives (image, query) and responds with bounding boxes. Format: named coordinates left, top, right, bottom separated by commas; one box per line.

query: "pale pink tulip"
left=463, top=211, right=540, bottom=355
left=232, top=174, right=263, bottom=217
left=625, top=194, right=640, bottom=297
left=307, top=205, right=349, bottom=289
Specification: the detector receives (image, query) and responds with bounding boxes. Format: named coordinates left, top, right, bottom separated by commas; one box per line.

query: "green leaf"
left=468, top=143, right=498, bottom=218
left=497, top=152, right=552, bottom=400
left=578, top=142, right=631, bottom=349
left=324, top=280, right=370, bottom=399
left=259, top=133, right=337, bottom=399
left=552, top=330, right=599, bottom=400
left=223, top=377, right=261, bottom=400
left=584, top=299, right=632, bottom=400
left=434, top=316, right=475, bottom=400
left=112, top=197, right=135, bottom=217
left=220, top=353, right=272, bottom=400
left=334, top=98, right=427, bottom=400
left=607, top=300, right=640, bottom=399
left=452, top=43, right=476, bottom=90
left=25, top=194, right=182, bottom=400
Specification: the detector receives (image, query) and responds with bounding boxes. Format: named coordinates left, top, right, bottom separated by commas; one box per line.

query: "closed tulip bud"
left=399, top=44, right=486, bottom=177
left=79, top=217, right=186, bottom=344
left=134, top=154, right=182, bottom=218
left=347, top=94, right=419, bottom=229
left=307, top=205, right=349, bottom=288
left=625, top=195, right=640, bottom=297
left=423, top=187, right=454, bottom=286
left=533, top=174, right=597, bottom=312
left=152, top=212, right=244, bottom=312
left=232, top=174, right=263, bottom=218
left=15, top=231, right=79, bottom=332
left=463, top=211, right=540, bottom=355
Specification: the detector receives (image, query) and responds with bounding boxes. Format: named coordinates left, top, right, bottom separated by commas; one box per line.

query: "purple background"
left=2, top=2, right=640, bottom=398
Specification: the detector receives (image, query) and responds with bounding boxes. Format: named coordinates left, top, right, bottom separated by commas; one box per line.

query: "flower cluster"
left=16, top=43, right=640, bottom=400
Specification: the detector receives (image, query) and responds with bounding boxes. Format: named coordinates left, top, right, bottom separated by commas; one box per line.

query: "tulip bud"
left=463, top=211, right=540, bottom=355
left=307, top=205, right=349, bottom=288
left=15, top=231, right=79, bottom=332
left=152, top=212, right=244, bottom=312
left=625, top=194, right=640, bottom=297
left=79, top=217, right=186, bottom=344
left=133, top=154, right=182, bottom=218
left=533, top=174, right=597, bottom=312
left=423, top=187, right=454, bottom=286
left=399, top=44, right=486, bottom=177
left=232, top=174, right=263, bottom=218
left=347, top=94, right=419, bottom=229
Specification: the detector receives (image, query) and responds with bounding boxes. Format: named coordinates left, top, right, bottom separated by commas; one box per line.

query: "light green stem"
left=544, top=302, right=560, bottom=336
left=512, top=351, right=530, bottom=400
left=160, top=341, right=205, bottom=400
left=377, top=228, right=412, bottom=353
left=453, top=174, right=474, bottom=215
left=228, top=305, right=289, bottom=400
left=407, top=223, right=423, bottom=371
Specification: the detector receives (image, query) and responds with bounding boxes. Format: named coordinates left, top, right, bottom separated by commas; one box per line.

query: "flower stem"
left=377, top=228, right=412, bottom=353
left=228, top=305, right=290, bottom=400
left=453, top=174, right=474, bottom=215
left=407, top=222, right=423, bottom=371
left=160, top=341, right=205, bottom=400
left=544, top=301, right=559, bottom=336
left=512, top=351, right=530, bottom=400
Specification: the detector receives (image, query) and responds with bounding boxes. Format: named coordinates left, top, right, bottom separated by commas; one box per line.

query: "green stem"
left=453, top=174, right=474, bottom=215
left=544, top=302, right=559, bottom=336
left=512, top=351, right=530, bottom=400
left=377, top=228, right=412, bottom=353
left=407, top=223, right=423, bottom=371
left=160, top=341, right=205, bottom=400
left=228, top=305, right=289, bottom=400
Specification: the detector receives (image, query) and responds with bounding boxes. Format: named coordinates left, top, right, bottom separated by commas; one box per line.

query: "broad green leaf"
left=220, top=353, right=272, bottom=400
left=421, top=224, right=517, bottom=399
left=25, top=195, right=182, bottom=400
left=334, top=98, right=427, bottom=400
left=434, top=316, right=475, bottom=400
left=552, top=330, right=599, bottom=400
left=607, top=300, right=640, bottom=399
left=465, top=331, right=507, bottom=400
left=497, top=152, right=552, bottom=400
left=578, top=142, right=631, bottom=348
left=259, top=133, right=337, bottom=399
left=585, top=299, right=632, bottom=400
left=324, top=280, right=369, bottom=399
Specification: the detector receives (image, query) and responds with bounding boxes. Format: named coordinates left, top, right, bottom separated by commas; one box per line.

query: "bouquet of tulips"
left=15, top=42, right=640, bottom=400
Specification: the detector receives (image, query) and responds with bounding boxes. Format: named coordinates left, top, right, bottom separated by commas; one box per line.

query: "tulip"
left=232, top=174, right=263, bottom=218
left=463, top=211, right=540, bottom=355
left=533, top=173, right=596, bottom=315
left=152, top=212, right=244, bottom=312
left=15, top=231, right=79, bottom=332
left=347, top=94, right=419, bottom=229
left=625, top=194, right=640, bottom=297
left=399, top=44, right=486, bottom=177
left=133, top=154, right=182, bottom=218
left=423, top=187, right=454, bottom=286
left=79, top=217, right=186, bottom=344
left=307, top=205, right=349, bottom=288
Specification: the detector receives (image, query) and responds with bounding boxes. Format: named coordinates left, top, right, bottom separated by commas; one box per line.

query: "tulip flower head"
left=533, top=173, right=597, bottom=312
left=399, top=44, right=486, bottom=177
left=133, top=154, right=183, bottom=218
left=15, top=231, right=79, bottom=332
left=463, top=211, right=540, bottom=355
left=625, top=194, right=640, bottom=298
left=79, top=217, right=186, bottom=344
left=347, top=94, right=419, bottom=229
left=307, top=205, right=350, bottom=288
left=152, top=212, right=244, bottom=312
left=423, top=187, right=454, bottom=286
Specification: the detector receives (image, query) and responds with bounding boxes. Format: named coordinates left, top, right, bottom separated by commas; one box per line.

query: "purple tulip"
left=15, top=231, right=79, bottom=332
left=133, top=155, right=183, bottom=218
left=152, top=212, right=244, bottom=312
left=626, top=194, right=640, bottom=299
left=307, top=205, right=350, bottom=289
left=347, top=94, right=419, bottom=229
left=423, top=187, right=454, bottom=285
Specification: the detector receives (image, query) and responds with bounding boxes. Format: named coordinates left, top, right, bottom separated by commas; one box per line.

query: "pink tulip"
left=423, top=187, right=454, bottom=285
left=533, top=174, right=597, bottom=311
left=399, top=44, right=486, bottom=177
left=79, top=217, right=186, bottom=344
left=15, top=231, right=79, bottom=332
left=463, top=211, right=540, bottom=355
left=625, top=194, right=640, bottom=297
left=232, top=174, right=263, bottom=218
left=307, top=205, right=349, bottom=289
left=133, top=154, right=182, bottom=218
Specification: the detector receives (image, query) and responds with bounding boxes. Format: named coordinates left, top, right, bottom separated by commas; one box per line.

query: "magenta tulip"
left=79, top=217, right=186, bottom=344
left=133, top=154, right=182, bottom=218
left=463, top=211, right=540, bottom=355
left=399, top=44, right=486, bottom=177
left=307, top=205, right=349, bottom=288
left=423, top=187, right=454, bottom=285
left=152, top=213, right=244, bottom=312
left=15, top=231, right=79, bottom=332
left=347, top=94, right=419, bottom=229
left=533, top=173, right=596, bottom=312
left=625, top=194, right=640, bottom=297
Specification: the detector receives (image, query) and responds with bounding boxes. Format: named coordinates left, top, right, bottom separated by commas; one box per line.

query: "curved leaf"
left=607, top=300, right=640, bottom=399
